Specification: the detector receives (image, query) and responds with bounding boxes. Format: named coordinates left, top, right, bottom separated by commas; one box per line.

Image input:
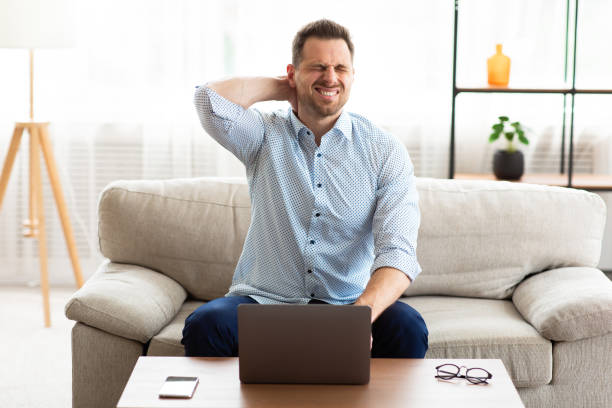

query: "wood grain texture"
left=117, top=357, right=525, bottom=408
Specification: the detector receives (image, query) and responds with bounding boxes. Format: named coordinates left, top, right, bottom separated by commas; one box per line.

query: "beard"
left=297, top=85, right=349, bottom=118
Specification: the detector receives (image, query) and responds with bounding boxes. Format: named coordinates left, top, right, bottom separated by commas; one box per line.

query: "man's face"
left=289, top=37, right=354, bottom=119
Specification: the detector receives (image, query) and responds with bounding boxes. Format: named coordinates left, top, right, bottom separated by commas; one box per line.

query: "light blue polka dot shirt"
left=194, top=86, right=421, bottom=305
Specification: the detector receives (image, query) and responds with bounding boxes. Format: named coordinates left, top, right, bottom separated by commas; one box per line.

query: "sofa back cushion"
left=98, top=177, right=606, bottom=300
left=98, top=177, right=250, bottom=300
left=405, top=178, right=605, bottom=298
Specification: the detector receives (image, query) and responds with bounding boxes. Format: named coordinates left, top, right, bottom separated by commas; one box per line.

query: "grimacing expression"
left=291, top=37, right=354, bottom=118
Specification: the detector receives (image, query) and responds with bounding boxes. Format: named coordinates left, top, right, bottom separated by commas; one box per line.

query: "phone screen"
left=158, top=376, right=199, bottom=399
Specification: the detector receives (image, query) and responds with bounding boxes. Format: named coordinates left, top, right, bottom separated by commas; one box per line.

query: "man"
left=182, top=19, right=428, bottom=358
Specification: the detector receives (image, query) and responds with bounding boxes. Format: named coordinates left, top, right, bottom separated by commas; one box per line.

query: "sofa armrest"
left=65, top=261, right=187, bottom=343
left=512, top=267, right=612, bottom=341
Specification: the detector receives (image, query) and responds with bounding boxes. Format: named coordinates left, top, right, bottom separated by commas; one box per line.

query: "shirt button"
left=317, top=153, right=322, bottom=157
left=306, top=130, right=311, bottom=135
left=307, top=269, right=312, bottom=273
left=310, top=240, right=315, bottom=244
left=315, top=213, right=321, bottom=217
left=317, top=183, right=322, bottom=188
left=310, top=293, right=315, bottom=297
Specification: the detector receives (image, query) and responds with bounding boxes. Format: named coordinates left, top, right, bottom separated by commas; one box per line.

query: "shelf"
left=456, top=86, right=571, bottom=94
left=455, top=87, right=612, bottom=95
left=454, top=173, right=612, bottom=191
left=574, top=89, right=612, bottom=94
left=450, top=1, right=612, bottom=183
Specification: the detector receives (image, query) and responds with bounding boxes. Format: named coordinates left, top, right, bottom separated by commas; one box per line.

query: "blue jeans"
left=181, top=296, right=428, bottom=358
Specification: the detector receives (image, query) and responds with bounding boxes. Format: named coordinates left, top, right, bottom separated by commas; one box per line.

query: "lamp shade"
left=0, top=0, right=76, bottom=48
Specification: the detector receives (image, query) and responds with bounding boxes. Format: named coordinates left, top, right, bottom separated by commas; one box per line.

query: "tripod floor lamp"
left=0, top=0, right=83, bottom=327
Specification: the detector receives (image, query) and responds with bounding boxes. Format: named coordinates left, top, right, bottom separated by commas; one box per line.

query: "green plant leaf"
left=489, top=133, right=500, bottom=142
left=505, top=132, right=514, bottom=141
left=518, top=134, right=529, bottom=145
left=499, top=116, right=509, bottom=122
left=492, top=124, right=503, bottom=131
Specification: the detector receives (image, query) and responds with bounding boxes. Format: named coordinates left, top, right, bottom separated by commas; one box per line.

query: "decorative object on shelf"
left=487, top=44, right=511, bottom=86
left=488, top=116, right=529, bottom=180
left=451, top=0, right=612, bottom=190
left=0, top=0, right=82, bottom=328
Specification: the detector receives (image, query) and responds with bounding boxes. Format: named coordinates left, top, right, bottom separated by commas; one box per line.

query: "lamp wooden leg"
left=30, top=126, right=51, bottom=327
left=0, top=124, right=25, bottom=210
left=3, top=122, right=84, bottom=326
left=38, top=124, right=84, bottom=288
left=24, top=124, right=38, bottom=237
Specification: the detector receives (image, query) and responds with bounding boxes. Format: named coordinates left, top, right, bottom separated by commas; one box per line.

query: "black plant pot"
left=493, top=149, right=524, bottom=180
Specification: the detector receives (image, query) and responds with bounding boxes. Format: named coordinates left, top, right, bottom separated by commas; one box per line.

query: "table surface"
left=116, top=357, right=525, bottom=408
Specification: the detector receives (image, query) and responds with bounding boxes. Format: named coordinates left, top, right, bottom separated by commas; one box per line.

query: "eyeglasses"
left=435, top=363, right=493, bottom=385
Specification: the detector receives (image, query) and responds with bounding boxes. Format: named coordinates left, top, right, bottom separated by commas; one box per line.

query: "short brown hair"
left=292, top=19, right=354, bottom=67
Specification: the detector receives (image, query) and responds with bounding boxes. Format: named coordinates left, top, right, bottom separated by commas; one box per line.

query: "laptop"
left=237, top=304, right=371, bottom=384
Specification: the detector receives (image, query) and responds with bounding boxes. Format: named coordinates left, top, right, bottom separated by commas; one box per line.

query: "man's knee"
left=373, top=301, right=429, bottom=358
left=181, top=296, right=253, bottom=357
left=385, top=301, right=428, bottom=336
left=182, top=304, right=222, bottom=354
left=183, top=302, right=226, bottom=339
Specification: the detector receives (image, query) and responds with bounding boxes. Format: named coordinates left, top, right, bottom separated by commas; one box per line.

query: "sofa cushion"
left=401, top=296, right=552, bottom=388
left=149, top=296, right=552, bottom=388
left=512, top=267, right=612, bottom=341
left=98, top=177, right=250, bottom=301
left=147, top=300, right=203, bottom=356
left=404, top=178, right=606, bottom=299
left=65, top=261, right=187, bottom=343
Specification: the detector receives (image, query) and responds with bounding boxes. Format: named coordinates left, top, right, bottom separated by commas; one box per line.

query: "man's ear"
left=287, top=64, right=296, bottom=87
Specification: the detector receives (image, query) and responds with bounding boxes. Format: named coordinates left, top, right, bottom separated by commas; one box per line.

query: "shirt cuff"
left=370, top=250, right=421, bottom=282
left=202, top=85, right=245, bottom=122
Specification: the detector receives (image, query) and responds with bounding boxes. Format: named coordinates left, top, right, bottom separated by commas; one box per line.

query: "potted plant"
left=488, top=116, right=529, bottom=180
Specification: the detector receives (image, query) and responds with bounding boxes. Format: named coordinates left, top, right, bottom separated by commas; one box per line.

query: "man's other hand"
left=353, top=299, right=374, bottom=350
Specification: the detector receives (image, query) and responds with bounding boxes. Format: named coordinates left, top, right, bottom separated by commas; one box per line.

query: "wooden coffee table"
left=117, top=357, right=524, bottom=408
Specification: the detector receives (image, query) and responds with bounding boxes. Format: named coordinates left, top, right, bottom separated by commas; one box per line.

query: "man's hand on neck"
left=206, top=76, right=343, bottom=146
left=207, top=76, right=297, bottom=110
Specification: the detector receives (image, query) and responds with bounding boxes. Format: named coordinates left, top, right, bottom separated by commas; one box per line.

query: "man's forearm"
left=207, top=77, right=293, bottom=109
left=354, top=267, right=411, bottom=322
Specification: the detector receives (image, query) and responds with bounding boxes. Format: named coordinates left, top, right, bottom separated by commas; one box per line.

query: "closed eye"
left=309, top=64, right=327, bottom=71
left=308, top=64, right=350, bottom=73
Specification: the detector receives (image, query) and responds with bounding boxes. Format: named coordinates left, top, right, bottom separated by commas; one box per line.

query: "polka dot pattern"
left=194, top=86, right=421, bottom=304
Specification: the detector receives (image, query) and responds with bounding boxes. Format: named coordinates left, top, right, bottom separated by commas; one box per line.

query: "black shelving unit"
left=449, top=0, right=612, bottom=191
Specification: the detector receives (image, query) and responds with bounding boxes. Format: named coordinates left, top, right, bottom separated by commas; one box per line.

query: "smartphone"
left=158, top=376, right=199, bottom=399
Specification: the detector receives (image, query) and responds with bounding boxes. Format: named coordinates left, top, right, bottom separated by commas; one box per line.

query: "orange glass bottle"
left=487, top=44, right=511, bottom=86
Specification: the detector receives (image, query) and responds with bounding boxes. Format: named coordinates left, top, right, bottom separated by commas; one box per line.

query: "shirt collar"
left=288, top=108, right=353, bottom=142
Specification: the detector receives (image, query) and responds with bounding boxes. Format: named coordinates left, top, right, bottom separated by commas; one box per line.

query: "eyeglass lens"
left=436, top=364, right=460, bottom=380
left=466, top=368, right=490, bottom=384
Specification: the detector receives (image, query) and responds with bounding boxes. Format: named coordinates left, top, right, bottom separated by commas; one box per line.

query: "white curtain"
left=0, top=0, right=611, bottom=284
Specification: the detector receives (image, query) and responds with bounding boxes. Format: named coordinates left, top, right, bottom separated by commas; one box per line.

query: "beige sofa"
left=65, top=177, right=612, bottom=408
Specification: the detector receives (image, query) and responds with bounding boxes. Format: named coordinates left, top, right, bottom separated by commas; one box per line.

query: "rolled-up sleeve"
left=193, top=85, right=265, bottom=167
left=370, top=138, right=421, bottom=281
